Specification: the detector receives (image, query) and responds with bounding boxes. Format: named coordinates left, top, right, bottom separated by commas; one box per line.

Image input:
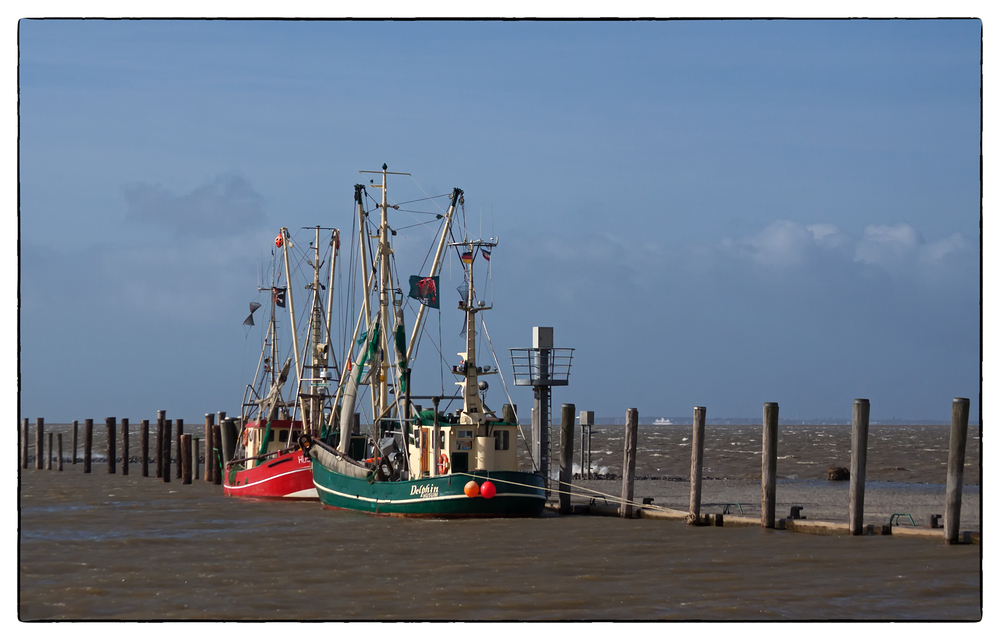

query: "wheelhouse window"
left=494, top=429, right=510, bottom=450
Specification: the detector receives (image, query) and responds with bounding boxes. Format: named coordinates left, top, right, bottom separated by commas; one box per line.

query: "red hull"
left=223, top=448, right=317, bottom=500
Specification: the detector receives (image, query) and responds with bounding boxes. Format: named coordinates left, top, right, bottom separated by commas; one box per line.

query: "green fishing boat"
left=303, top=165, right=546, bottom=518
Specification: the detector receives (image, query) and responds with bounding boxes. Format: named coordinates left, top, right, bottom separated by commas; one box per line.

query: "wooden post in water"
left=21, top=418, right=28, bottom=468
left=83, top=419, right=93, bottom=473
left=945, top=397, right=970, bottom=544
left=155, top=410, right=165, bottom=478
left=580, top=410, right=596, bottom=480
left=141, top=420, right=150, bottom=477
left=761, top=402, right=779, bottom=529
left=558, top=403, right=576, bottom=515
left=849, top=399, right=870, bottom=535
left=204, top=413, right=215, bottom=483
left=47, top=433, right=53, bottom=470
left=121, top=418, right=129, bottom=476
left=72, top=420, right=78, bottom=465
left=212, top=423, right=223, bottom=485
left=181, top=434, right=192, bottom=484
left=193, top=437, right=200, bottom=480
left=58, top=434, right=63, bottom=471
left=106, top=417, right=116, bottom=474
left=688, top=406, right=707, bottom=525
left=620, top=408, right=639, bottom=518
left=162, top=420, right=172, bottom=483
left=221, top=418, right=237, bottom=468
left=35, top=418, right=45, bottom=470
left=175, top=418, right=184, bottom=479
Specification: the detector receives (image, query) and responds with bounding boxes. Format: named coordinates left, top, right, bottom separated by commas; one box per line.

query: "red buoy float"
left=480, top=480, right=496, bottom=499
left=464, top=481, right=480, bottom=498
left=275, top=234, right=284, bottom=248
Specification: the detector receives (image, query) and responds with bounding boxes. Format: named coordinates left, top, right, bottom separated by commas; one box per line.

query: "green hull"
left=310, top=460, right=546, bottom=518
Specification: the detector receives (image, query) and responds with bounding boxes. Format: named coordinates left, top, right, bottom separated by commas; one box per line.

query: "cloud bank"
left=122, top=173, right=267, bottom=238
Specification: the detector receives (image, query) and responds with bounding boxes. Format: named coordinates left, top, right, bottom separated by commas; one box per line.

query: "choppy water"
left=19, top=423, right=981, bottom=620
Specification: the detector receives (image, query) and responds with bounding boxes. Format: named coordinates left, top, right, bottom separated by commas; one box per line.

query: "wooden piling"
left=21, top=418, right=28, bottom=468
left=58, top=434, right=63, bottom=471
left=121, top=418, right=129, bottom=476
left=47, top=433, right=53, bottom=470
left=212, top=423, right=223, bottom=485
left=849, top=399, right=870, bottom=535
left=620, top=408, right=638, bottom=518
left=106, top=417, right=116, bottom=474
left=181, top=434, right=192, bottom=484
left=761, top=402, right=779, bottom=529
left=84, top=419, right=93, bottom=473
left=162, top=420, right=172, bottom=483
left=141, top=420, right=150, bottom=477
left=193, top=437, right=200, bottom=480
left=35, top=418, right=45, bottom=470
left=72, top=420, right=78, bottom=465
left=945, top=397, right=970, bottom=544
left=176, top=418, right=184, bottom=479
left=221, top=418, right=237, bottom=467
left=558, top=403, right=576, bottom=515
left=155, top=410, right=166, bottom=478
left=204, top=413, right=215, bottom=483
left=688, top=406, right=707, bottom=525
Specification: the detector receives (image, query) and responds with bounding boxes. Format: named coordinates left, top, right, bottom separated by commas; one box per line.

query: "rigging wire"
left=479, top=316, right=535, bottom=470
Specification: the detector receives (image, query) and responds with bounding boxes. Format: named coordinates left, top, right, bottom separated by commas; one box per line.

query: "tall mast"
left=269, top=257, right=278, bottom=392
left=378, top=164, right=391, bottom=419
left=280, top=228, right=304, bottom=428
left=449, top=238, right=496, bottom=422
left=359, top=164, right=411, bottom=424
left=323, top=229, right=339, bottom=434
left=309, top=226, right=324, bottom=435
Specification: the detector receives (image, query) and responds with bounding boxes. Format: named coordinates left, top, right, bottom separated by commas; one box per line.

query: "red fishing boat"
left=223, top=419, right=314, bottom=499
left=224, top=226, right=340, bottom=500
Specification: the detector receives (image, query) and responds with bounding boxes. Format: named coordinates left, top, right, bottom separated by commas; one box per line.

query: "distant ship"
left=654, top=418, right=673, bottom=425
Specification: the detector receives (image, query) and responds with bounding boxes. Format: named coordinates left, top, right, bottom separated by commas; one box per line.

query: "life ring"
left=240, top=429, right=249, bottom=447
left=437, top=453, right=450, bottom=475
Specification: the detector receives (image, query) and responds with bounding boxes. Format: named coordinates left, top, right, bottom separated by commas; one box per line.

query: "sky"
left=13, top=14, right=989, bottom=426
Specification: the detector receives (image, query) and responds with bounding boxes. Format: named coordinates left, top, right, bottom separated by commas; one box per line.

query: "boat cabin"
left=408, top=417, right=517, bottom=477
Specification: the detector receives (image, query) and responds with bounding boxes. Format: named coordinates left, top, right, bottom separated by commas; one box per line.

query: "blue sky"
left=15, top=17, right=986, bottom=424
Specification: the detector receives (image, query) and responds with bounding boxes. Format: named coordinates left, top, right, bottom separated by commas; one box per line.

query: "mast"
left=308, top=226, right=324, bottom=436
left=378, top=164, right=391, bottom=420
left=323, top=229, right=339, bottom=434
left=359, top=164, right=411, bottom=425
left=449, top=238, right=496, bottom=423
left=256, top=239, right=282, bottom=421
left=280, top=228, right=305, bottom=429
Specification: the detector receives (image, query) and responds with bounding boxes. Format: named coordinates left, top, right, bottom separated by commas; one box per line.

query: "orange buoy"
left=275, top=234, right=284, bottom=248
left=464, top=481, right=480, bottom=498
left=480, top=480, right=496, bottom=499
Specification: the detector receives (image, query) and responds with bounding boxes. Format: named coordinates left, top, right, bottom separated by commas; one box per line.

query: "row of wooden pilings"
left=20, top=411, right=236, bottom=486
left=553, top=398, right=973, bottom=545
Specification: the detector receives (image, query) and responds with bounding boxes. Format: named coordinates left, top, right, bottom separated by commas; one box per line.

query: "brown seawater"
left=18, top=423, right=981, bottom=620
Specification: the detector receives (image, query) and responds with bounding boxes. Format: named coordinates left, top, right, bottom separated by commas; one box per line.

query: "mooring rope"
left=447, top=471, right=678, bottom=514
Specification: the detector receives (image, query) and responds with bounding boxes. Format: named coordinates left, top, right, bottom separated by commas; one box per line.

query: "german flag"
left=461, top=251, right=473, bottom=264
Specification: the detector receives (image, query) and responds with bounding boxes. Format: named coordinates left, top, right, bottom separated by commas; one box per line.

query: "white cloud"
left=719, top=220, right=968, bottom=279
left=854, top=223, right=921, bottom=267
left=806, top=223, right=851, bottom=250
left=722, top=220, right=814, bottom=268
left=854, top=223, right=965, bottom=272
left=920, top=232, right=965, bottom=265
